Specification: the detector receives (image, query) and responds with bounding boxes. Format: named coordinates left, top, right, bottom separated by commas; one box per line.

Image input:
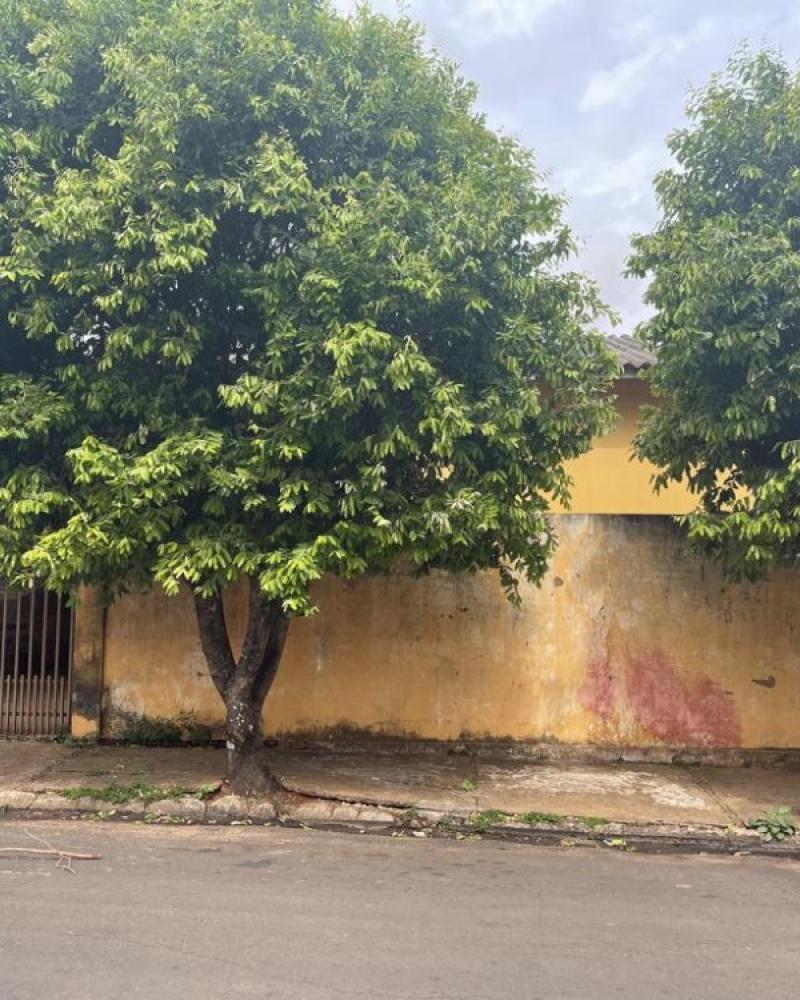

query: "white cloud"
left=332, top=0, right=568, bottom=43
left=580, top=16, right=717, bottom=111
left=441, top=0, right=569, bottom=46
left=611, top=12, right=659, bottom=45
left=569, top=233, right=654, bottom=333
left=580, top=46, right=661, bottom=112
left=562, top=144, right=670, bottom=209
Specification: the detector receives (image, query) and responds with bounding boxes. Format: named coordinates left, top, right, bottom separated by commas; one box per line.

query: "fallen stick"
left=0, top=828, right=102, bottom=873
left=0, top=848, right=101, bottom=860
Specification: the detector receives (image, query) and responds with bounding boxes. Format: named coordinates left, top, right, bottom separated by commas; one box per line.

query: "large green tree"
left=0, top=0, right=615, bottom=793
left=630, top=50, right=800, bottom=581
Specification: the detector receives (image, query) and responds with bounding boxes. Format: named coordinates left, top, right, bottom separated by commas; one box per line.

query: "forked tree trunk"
left=193, top=580, right=290, bottom=796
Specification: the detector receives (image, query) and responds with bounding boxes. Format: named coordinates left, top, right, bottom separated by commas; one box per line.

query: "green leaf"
left=0, top=0, right=615, bottom=622
left=631, top=49, right=800, bottom=580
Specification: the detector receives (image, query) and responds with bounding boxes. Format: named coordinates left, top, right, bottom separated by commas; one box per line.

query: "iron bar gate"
left=0, top=586, right=74, bottom=737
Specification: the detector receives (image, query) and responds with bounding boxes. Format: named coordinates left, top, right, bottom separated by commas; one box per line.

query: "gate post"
left=71, top=587, right=105, bottom=739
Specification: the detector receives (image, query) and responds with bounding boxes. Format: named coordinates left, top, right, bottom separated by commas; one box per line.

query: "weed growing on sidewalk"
left=517, top=812, right=609, bottom=829
left=61, top=782, right=219, bottom=805
left=581, top=816, right=610, bottom=830
left=400, top=806, right=423, bottom=829
left=471, top=810, right=508, bottom=833
left=518, top=811, right=563, bottom=826
left=747, top=807, right=796, bottom=842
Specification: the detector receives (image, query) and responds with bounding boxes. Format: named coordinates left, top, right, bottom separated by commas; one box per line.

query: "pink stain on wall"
left=579, top=653, right=618, bottom=721
left=581, top=648, right=742, bottom=747
left=625, top=651, right=742, bottom=747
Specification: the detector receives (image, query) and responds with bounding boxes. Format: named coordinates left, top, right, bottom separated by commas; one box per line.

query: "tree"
left=0, top=0, right=616, bottom=794
left=630, top=50, right=800, bottom=582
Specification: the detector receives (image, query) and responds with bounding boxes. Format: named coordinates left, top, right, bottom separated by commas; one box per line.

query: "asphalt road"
left=1, top=821, right=799, bottom=1000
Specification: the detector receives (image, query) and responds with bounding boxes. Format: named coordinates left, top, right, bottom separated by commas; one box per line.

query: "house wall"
left=97, top=515, right=800, bottom=749
left=560, top=379, right=695, bottom=515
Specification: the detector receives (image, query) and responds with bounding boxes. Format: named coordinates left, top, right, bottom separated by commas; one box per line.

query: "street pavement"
left=1, top=820, right=799, bottom=999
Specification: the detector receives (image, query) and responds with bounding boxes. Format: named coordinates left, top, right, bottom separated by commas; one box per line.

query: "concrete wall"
left=99, top=516, right=800, bottom=749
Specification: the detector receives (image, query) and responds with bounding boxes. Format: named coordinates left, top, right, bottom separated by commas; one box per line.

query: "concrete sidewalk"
left=1, top=741, right=799, bottom=848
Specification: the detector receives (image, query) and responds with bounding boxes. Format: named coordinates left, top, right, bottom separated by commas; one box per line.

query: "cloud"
left=332, top=0, right=568, bottom=44
left=440, top=0, right=569, bottom=46
left=571, top=233, right=654, bottom=333
left=562, top=144, right=670, bottom=209
left=580, top=16, right=717, bottom=111
left=611, top=12, right=659, bottom=45
left=580, top=47, right=661, bottom=112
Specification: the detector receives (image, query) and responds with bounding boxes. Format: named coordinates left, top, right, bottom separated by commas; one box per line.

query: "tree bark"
left=193, top=580, right=290, bottom=796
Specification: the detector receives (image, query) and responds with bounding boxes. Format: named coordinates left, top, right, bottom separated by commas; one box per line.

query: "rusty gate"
left=0, top=586, right=74, bottom=737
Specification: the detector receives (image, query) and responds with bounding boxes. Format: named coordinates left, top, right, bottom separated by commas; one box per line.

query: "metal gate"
left=0, top=586, right=74, bottom=737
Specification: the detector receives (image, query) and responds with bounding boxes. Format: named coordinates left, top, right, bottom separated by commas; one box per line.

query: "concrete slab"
left=33, top=746, right=226, bottom=792
left=2, top=743, right=797, bottom=832
left=0, top=789, right=35, bottom=810
left=694, top=766, right=800, bottom=825
left=475, top=760, right=731, bottom=825
left=270, top=750, right=476, bottom=813
left=0, top=741, right=78, bottom=789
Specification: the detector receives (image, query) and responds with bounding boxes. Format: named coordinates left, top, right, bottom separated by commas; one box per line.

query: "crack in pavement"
left=680, top=766, right=742, bottom=825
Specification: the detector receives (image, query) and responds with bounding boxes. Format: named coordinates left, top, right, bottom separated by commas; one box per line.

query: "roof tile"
left=606, top=334, right=656, bottom=373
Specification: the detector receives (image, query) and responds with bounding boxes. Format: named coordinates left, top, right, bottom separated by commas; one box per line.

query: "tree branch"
left=236, top=577, right=274, bottom=680
left=193, top=590, right=237, bottom=698
left=254, top=600, right=290, bottom=705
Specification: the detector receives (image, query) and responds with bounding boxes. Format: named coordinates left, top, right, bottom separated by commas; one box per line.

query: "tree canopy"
left=0, top=0, right=615, bottom=608
left=630, top=49, right=800, bottom=579
left=0, top=0, right=616, bottom=788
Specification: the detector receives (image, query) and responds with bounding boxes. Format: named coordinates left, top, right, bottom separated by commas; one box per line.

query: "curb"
left=0, top=790, right=391, bottom=828
left=2, top=790, right=799, bottom=858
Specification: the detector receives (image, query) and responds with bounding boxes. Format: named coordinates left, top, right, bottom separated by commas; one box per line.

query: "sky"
left=333, top=0, right=800, bottom=332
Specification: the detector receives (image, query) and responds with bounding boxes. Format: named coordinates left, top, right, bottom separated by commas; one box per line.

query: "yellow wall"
left=100, top=516, right=800, bottom=749
left=561, top=378, right=695, bottom=515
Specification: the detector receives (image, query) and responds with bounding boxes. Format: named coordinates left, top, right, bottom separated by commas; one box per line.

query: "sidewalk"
left=1, top=741, right=799, bottom=852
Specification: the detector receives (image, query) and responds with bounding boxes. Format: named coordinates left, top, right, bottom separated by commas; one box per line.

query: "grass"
left=581, top=815, right=610, bottom=830
left=516, top=811, right=609, bottom=829
left=470, top=809, right=508, bottom=833
left=517, top=811, right=564, bottom=826
left=60, top=781, right=219, bottom=805
left=401, top=806, right=421, bottom=825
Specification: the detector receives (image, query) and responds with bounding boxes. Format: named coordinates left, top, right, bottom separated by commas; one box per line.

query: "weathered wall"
left=99, top=516, right=800, bottom=749
left=71, top=586, right=105, bottom=739
left=561, top=379, right=695, bottom=515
